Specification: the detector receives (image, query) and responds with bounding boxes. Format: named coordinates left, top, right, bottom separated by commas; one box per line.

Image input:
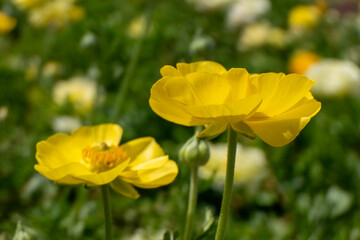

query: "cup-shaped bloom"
left=35, top=124, right=178, bottom=199
left=149, top=61, right=321, bottom=147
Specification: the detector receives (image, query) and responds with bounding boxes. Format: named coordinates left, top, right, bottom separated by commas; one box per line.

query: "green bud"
left=179, top=136, right=210, bottom=167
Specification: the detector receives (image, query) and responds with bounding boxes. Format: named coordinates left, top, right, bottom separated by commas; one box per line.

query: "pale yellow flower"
left=0, top=106, right=8, bottom=121
left=53, top=76, right=97, bottom=113
left=186, top=0, right=232, bottom=11
left=0, top=12, right=17, bottom=34
left=35, top=124, right=178, bottom=199
left=127, top=15, right=148, bottom=38
left=51, top=115, right=82, bottom=133
left=42, top=61, right=61, bottom=78
left=28, top=0, right=84, bottom=28
left=199, top=143, right=267, bottom=189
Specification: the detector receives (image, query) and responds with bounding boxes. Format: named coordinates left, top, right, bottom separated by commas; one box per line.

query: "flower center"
left=81, top=142, right=128, bottom=173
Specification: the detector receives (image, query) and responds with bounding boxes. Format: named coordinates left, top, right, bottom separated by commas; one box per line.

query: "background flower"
left=305, top=59, right=360, bottom=97
left=199, top=143, right=268, bottom=190
left=0, top=12, right=17, bottom=34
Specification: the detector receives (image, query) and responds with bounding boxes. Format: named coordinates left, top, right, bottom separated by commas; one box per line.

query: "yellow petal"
left=130, top=161, right=179, bottom=189
left=226, top=68, right=250, bottom=102
left=131, top=156, right=169, bottom=170
left=121, top=137, right=164, bottom=166
left=36, top=138, right=80, bottom=168
left=160, top=65, right=181, bottom=77
left=74, top=158, right=131, bottom=185
left=187, top=94, right=262, bottom=123
left=197, top=122, right=227, bottom=140
left=71, top=123, right=123, bottom=147
left=110, top=177, right=140, bottom=199
left=245, top=99, right=321, bottom=146
left=34, top=162, right=91, bottom=183
left=249, top=73, right=315, bottom=116
left=184, top=72, right=230, bottom=105
left=176, top=61, right=227, bottom=75
left=149, top=78, right=209, bottom=126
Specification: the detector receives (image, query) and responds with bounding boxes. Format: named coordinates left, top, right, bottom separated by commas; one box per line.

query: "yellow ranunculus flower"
left=0, top=12, right=17, bottom=34
left=35, top=124, right=178, bottom=199
left=149, top=61, right=321, bottom=147
left=288, top=5, right=321, bottom=30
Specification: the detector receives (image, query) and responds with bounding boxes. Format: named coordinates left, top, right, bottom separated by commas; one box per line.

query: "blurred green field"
left=1, top=0, right=360, bottom=239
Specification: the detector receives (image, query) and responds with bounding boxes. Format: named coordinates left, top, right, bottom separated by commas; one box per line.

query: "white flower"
left=226, top=0, right=271, bottom=29
left=53, top=76, right=97, bottom=113
left=305, top=59, right=360, bottom=97
left=199, top=143, right=268, bottom=190
left=51, top=115, right=81, bottom=133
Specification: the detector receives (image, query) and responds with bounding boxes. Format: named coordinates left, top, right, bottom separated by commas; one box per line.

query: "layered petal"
left=125, top=161, right=179, bottom=189
left=176, top=61, right=227, bottom=75
left=245, top=99, right=321, bottom=146
left=249, top=73, right=315, bottom=116
left=71, top=123, right=123, bottom=147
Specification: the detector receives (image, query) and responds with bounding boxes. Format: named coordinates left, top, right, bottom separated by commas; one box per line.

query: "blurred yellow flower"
left=289, top=51, right=320, bottom=74
left=150, top=61, right=321, bottom=146
left=199, top=143, right=267, bottom=189
left=28, top=0, right=84, bottom=28
left=0, top=12, right=17, bottom=34
left=12, top=0, right=48, bottom=10
left=127, top=15, right=149, bottom=38
left=288, top=5, right=321, bottom=30
left=0, top=106, right=8, bottom=121
left=35, top=124, right=178, bottom=199
left=42, top=61, right=61, bottom=78
left=53, top=76, right=97, bottom=113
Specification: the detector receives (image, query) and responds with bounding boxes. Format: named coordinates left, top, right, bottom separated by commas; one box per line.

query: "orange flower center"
left=81, top=142, right=128, bottom=173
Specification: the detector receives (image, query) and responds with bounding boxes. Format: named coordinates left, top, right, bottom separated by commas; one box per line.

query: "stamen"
left=82, top=143, right=128, bottom=173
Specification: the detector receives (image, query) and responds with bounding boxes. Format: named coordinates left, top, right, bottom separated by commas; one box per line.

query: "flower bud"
left=179, top=136, right=210, bottom=167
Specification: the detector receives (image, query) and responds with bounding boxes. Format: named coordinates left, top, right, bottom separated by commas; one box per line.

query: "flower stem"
left=101, top=184, right=112, bottom=240
left=110, top=1, right=153, bottom=122
left=215, top=125, right=238, bottom=240
left=183, top=166, right=199, bottom=240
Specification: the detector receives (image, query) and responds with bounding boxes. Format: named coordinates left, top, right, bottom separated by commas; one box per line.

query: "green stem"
left=215, top=125, right=238, bottom=240
left=110, top=1, right=153, bottom=122
left=183, top=166, right=199, bottom=240
left=101, top=185, right=112, bottom=240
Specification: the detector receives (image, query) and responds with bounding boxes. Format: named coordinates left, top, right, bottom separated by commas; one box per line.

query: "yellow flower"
left=149, top=61, right=321, bottom=147
left=288, top=51, right=320, bottom=74
left=0, top=12, right=17, bottom=34
left=35, top=124, right=178, bottom=199
left=288, top=5, right=321, bottom=30
left=12, top=0, right=48, bottom=10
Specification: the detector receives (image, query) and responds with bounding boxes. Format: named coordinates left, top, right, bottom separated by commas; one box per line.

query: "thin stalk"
left=101, top=185, right=112, bottom=240
left=110, top=1, right=153, bottom=122
left=215, top=125, right=238, bottom=240
left=183, top=166, right=199, bottom=240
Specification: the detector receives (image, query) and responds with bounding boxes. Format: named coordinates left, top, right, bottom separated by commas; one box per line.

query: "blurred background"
left=1, top=0, right=360, bottom=239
